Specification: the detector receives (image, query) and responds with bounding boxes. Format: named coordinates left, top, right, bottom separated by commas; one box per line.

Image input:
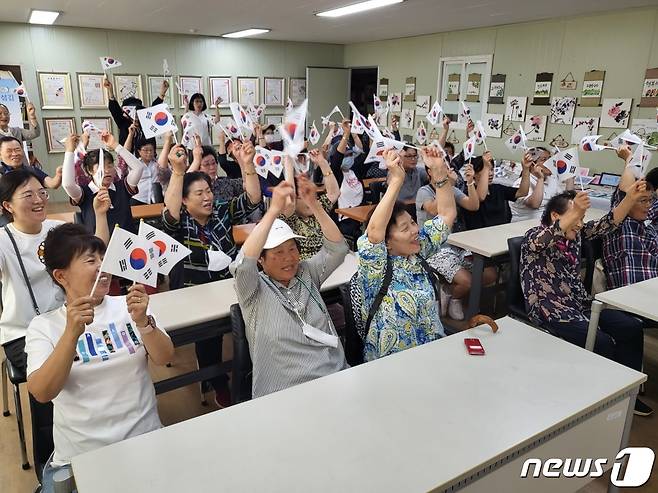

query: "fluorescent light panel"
left=222, top=28, right=270, bottom=38
left=28, top=9, right=60, bottom=25
left=316, top=0, right=404, bottom=17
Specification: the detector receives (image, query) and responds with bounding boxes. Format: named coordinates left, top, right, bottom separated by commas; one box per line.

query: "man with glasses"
left=397, top=147, right=429, bottom=202
left=602, top=148, right=658, bottom=290
left=0, top=136, right=61, bottom=190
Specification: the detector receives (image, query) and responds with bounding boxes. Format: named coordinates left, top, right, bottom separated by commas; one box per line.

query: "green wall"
left=0, top=22, right=343, bottom=201
left=345, top=7, right=658, bottom=174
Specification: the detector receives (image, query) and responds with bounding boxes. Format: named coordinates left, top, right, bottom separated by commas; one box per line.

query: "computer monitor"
left=599, top=172, right=621, bottom=187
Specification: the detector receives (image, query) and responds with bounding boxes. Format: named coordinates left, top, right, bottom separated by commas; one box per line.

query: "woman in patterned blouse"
left=520, top=184, right=652, bottom=415
left=357, top=147, right=456, bottom=361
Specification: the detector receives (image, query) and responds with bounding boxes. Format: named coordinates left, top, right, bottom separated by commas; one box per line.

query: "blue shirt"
left=0, top=163, right=48, bottom=182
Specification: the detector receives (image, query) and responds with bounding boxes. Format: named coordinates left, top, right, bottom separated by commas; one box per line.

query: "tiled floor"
left=2, top=332, right=658, bottom=492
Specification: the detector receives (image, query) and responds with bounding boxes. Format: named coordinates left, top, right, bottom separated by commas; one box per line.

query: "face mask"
left=264, top=134, right=276, bottom=144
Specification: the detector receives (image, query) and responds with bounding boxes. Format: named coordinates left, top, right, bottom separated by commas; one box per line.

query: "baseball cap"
left=263, top=219, right=305, bottom=250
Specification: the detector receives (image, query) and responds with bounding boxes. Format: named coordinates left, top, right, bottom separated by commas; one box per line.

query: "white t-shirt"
left=132, top=160, right=159, bottom=204
left=510, top=174, right=562, bottom=223
left=26, top=296, right=168, bottom=466
left=337, top=169, right=364, bottom=213
left=181, top=111, right=212, bottom=147
left=0, top=220, right=65, bottom=345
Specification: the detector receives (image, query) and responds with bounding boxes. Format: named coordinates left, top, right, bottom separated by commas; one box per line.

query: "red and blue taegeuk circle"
left=513, top=135, right=521, bottom=144
left=129, top=248, right=148, bottom=270
left=556, top=159, right=567, bottom=174
left=272, top=156, right=282, bottom=165
left=153, top=240, right=166, bottom=257
left=255, top=155, right=267, bottom=167
left=154, top=112, right=169, bottom=126
left=583, top=143, right=593, bottom=151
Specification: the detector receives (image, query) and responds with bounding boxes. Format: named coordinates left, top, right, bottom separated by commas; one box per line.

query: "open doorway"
left=349, top=67, right=378, bottom=116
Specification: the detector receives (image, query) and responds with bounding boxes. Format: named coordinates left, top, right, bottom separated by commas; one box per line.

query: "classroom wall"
left=344, top=7, right=658, bottom=175
left=0, top=22, right=343, bottom=201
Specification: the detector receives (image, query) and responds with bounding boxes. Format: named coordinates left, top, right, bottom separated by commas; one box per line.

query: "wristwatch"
left=136, top=315, right=157, bottom=333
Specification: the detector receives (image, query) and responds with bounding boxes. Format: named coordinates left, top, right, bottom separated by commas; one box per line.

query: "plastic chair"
left=1, top=356, right=30, bottom=470
left=230, top=304, right=252, bottom=404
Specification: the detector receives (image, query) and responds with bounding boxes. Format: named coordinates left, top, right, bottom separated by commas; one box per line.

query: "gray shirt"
left=398, top=165, right=428, bottom=201
left=415, top=184, right=466, bottom=225
left=231, top=238, right=350, bottom=398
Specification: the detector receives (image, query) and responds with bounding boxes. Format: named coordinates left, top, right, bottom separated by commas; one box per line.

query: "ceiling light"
left=222, top=28, right=270, bottom=38
left=316, top=0, right=404, bottom=18
left=28, top=10, right=60, bottom=25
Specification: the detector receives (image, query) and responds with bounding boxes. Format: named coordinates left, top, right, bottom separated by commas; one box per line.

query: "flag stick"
left=23, top=140, right=29, bottom=162
left=172, top=132, right=178, bottom=145
left=578, top=175, right=585, bottom=192
left=338, top=109, right=346, bottom=120
left=403, top=144, right=422, bottom=151
left=483, top=140, right=489, bottom=151
left=89, top=262, right=106, bottom=297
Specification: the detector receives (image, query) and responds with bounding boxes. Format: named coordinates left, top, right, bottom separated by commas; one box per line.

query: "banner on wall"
left=0, top=76, right=23, bottom=127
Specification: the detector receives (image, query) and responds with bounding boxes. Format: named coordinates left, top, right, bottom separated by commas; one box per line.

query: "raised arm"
left=241, top=182, right=295, bottom=259
left=93, top=188, right=111, bottom=244
left=420, top=146, right=457, bottom=229
left=281, top=156, right=297, bottom=217
left=213, top=97, right=223, bottom=124
left=515, top=152, right=532, bottom=199
left=612, top=179, right=647, bottom=225
left=460, top=163, right=479, bottom=211
left=352, top=132, right=364, bottom=153
left=366, top=150, right=405, bottom=244
left=477, top=151, right=493, bottom=201
left=21, top=103, right=40, bottom=140
left=158, top=132, right=173, bottom=170
left=336, top=120, right=351, bottom=155
left=62, top=134, right=83, bottom=202
left=438, top=116, right=450, bottom=149
left=102, top=131, right=145, bottom=188
left=297, top=175, right=343, bottom=242
left=186, top=135, right=203, bottom=173
left=163, top=145, right=188, bottom=223
left=124, top=124, right=136, bottom=153
left=616, top=145, right=635, bottom=192
left=309, top=148, right=339, bottom=203
left=232, top=141, right=262, bottom=206
left=43, top=167, right=63, bottom=190
left=103, top=77, right=125, bottom=127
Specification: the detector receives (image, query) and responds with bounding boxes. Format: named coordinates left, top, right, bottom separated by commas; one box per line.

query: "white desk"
left=447, top=208, right=606, bottom=319
left=72, top=317, right=644, bottom=493
left=149, top=254, right=357, bottom=394
left=586, top=277, right=658, bottom=351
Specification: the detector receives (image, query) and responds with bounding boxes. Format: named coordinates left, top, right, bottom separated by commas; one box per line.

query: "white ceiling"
left=3, top=0, right=658, bottom=44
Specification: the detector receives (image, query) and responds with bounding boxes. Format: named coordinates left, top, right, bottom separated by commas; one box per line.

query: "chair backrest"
left=339, top=284, right=365, bottom=366
left=506, top=236, right=531, bottom=322
left=229, top=304, right=252, bottom=404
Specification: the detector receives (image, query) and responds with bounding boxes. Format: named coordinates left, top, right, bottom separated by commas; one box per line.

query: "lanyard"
left=262, top=273, right=330, bottom=323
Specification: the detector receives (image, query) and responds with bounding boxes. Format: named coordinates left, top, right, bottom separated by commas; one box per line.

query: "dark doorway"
left=349, top=67, right=378, bottom=116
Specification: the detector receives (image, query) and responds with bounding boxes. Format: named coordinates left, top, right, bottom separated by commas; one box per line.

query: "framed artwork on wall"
left=208, top=76, right=232, bottom=108
left=238, top=77, right=259, bottom=106
left=289, top=77, right=306, bottom=106
left=112, top=74, right=143, bottom=102
left=147, top=75, right=174, bottom=107
left=37, top=72, right=73, bottom=110
left=79, top=117, right=112, bottom=149
left=77, top=73, right=108, bottom=109
left=264, top=77, right=285, bottom=106
left=600, top=98, right=632, bottom=128
left=44, top=117, right=76, bottom=153
left=177, top=75, right=203, bottom=108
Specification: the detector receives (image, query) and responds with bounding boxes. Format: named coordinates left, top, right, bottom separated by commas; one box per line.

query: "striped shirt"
left=230, top=238, right=350, bottom=398
left=162, top=193, right=259, bottom=286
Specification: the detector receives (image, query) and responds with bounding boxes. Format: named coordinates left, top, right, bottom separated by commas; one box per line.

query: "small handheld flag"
left=416, top=121, right=427, bottom=145
left=628, top=143, right=652, bottom=179
left=579, top=135, right=615, bottom=152
left=98, top=227, right=158, bottom=288
left=426, top=101, right=444, bottom=126
left=138, top=221, right=191, bottom=276
left=100, top=56, right=122, bottom=72
left=462, top=135, right=476, bottom=161
left=545, top=147, right=580, bottom=183
left=309, top=121, right=320, bottom=145
left=460, top=101, right=472, bottom=123
left=137, top=104, right=178, bottom=139
left=163, top=59, right=170, bottom=77
left=11, top=82, right=29, bottom=102
left=281, top=99, right=308, bottom=158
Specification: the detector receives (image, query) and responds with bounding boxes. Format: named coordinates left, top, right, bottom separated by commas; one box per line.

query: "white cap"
left=263, top=219, right=305, bottom=250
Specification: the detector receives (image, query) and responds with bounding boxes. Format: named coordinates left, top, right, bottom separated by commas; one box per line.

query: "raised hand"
left=100, top=130, right=118, bottom=151
left=127, top=284, right=150, bottom=328
left=192, top=135, right=203, bottom=162
left=65, top=134, right=80, bottom=153
left=234, top=141, right=256, bottom=168
left=269, top=181, right=295, bottom=214
left=442, top=116, right=450, bottom=131
left=26, top=102, right=36, bottom=120
left=573, top=191, right=591, bottom=214
left=384, top=148, right=405, bottom=183
left=93, top=187, right=111, bottom=214
left=65, top=296, right=95, bottom=339
left=616, top=144, right=632, bottom=162
left=296, top=175, right=319, bottom=207
left=168, top=144, right=188, bottom=174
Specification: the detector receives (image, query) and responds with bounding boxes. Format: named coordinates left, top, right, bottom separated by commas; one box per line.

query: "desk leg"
left=466, top=254, right=485, bottom=320
left=586, top=300, right=604, bottom=352
left=607, top=387, right=639, bottom=493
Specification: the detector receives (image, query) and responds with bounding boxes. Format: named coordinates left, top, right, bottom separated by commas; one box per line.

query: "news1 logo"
left=520, top=447, right=655, bottom=487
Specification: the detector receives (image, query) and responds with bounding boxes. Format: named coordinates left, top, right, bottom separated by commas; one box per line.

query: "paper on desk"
left=207, top=249, right=232, bottom=271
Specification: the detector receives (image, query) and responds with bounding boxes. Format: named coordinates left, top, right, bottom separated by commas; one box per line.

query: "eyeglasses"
left=16, top=189, right=49, bottom=202
left=403, top=154, right=418, bottom=160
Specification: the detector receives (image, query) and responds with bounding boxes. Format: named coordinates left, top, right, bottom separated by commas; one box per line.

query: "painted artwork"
left=415, top=95, right=430, bottom=116
left=505, top=96, right=527, bottom=122
left=524, top=114, right=547, bottom=141
left=482, top=113, right=503, bottom=138
left=630, top=118, right=658, bottom=145
left=571, top=117, right=599, bottom=144
left=113, top=74, right=143, bottom=102
left=489, top=82, right=505, bottom=99
left=601, top=98, right=632, bottom=128
left=582, top=80, right=603, bottom=99
left=534, top=81, right=551, bottom=98
left=549, top=97, right=576, bottom=125
left=400, top=108, right=415, bottom=129
left=389, top=92, right=402, bottom=112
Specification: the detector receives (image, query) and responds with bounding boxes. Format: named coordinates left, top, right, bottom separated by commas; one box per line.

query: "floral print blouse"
left=281, top=194, right=334, bottom=260
left=520, top=211, right=618, bottom=324
left=356, top=216, right=449, bottom=361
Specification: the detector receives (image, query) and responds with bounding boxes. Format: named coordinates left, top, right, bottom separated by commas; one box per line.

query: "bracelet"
left=245, top=170, right=257, bottom=176
left=136, top=315, right=156, bottom=335
left=172, top=171, right=185, bottom=176
left=323, top=170, right=333, bottom=176
left=467, top=181, right=475, bottom=187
